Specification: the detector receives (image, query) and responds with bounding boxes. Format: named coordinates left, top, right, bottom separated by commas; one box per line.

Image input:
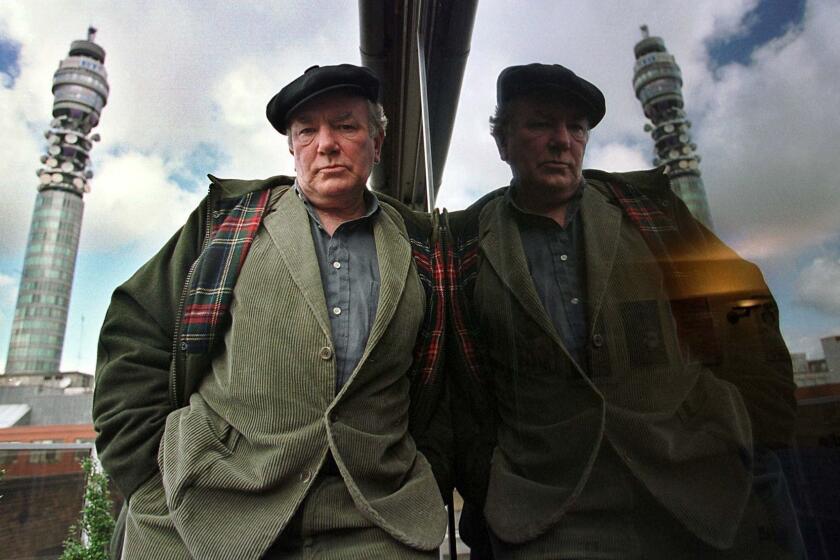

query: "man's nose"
left=316, top=126, right=339, bottom=153
left=548, top=123, right=571, bottom=148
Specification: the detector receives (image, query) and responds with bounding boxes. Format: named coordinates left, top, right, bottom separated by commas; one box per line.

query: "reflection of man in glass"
left=447, top=63, right=798, bottom=558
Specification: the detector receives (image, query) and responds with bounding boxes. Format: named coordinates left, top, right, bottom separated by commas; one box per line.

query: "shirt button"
left=592, top=334, right=604, bottom=348
left=300, top=469, right=312, bottom=483
left=560, top=254, right=568, bottom=261
left=570, top=297, right=580, bottom=305
left=332, top=261, right=341, bottom=269
left=319, top=346, right=333, bottom=360
left=332, top=307, right=342, bottom=315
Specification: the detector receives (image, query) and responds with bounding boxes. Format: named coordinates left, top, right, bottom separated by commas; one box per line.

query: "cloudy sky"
left=0, top=0, right=837, bottom=373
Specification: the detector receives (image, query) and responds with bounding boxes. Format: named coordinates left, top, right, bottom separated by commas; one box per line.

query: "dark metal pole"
left=447, top=493, right=458, bottom=558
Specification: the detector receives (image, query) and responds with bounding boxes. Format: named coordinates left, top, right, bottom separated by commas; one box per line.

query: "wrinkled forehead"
left=288, top=90, right=368, bottom=127
left=509, top=89, right=591, bottom=123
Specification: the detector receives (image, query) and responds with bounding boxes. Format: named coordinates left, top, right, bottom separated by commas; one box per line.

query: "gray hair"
left=489, top=103, right=512, bottom=147
left=367, top=100, right=388, bottom=138
left=288, top=100, right=388, bottom=150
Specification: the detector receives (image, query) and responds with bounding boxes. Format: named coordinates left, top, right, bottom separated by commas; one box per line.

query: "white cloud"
left=695, top=0, right=840, bottom=257
left=0, top=79, right=44, bottom=257
left=797, top=256, right=840, bottom=316
left=213, top=61, right=277, bottom=130
left=0, top=272, right=16, bottom=306
left=79, top=151, right=204, bottom=254
left=587, top=143, right=651, bottom=173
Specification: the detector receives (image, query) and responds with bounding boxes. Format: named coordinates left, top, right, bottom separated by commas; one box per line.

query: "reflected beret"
left=266, top=64, right=380, bottom=134
left=497, top=63, right=606, bottom=128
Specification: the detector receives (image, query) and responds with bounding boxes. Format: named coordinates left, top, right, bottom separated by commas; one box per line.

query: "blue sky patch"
left=0, top=36, right=22, bottom=88
left=708, top=0, right=806, bottom=68
left=170, top=142, right=229, bottom=192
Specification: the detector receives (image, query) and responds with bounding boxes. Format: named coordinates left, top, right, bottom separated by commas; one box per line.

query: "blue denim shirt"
left=506, top=182, right=589, bottom=370
left=296, top=185, right=381, bottom=391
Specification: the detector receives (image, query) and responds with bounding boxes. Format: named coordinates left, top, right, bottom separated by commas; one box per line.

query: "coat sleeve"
left=414, top=209, right=455, bottom=499
left=443, top=208, right=498, bottom=509
left=93, top=199, right=208, bottom=499
left=413, top=360, right=455, bottom=499
left=669, top=194, right=797, bottom=448
left=377, top=197, right=455, bottom=499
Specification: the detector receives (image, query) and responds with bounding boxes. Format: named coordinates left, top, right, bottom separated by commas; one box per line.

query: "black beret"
left=497, top=63, right=606, bottom=128
left=266, top=64, right=380, bottom=134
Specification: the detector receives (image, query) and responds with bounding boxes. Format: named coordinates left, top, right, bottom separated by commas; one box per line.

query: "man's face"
left=498, top=92, right=589, bottom=204
left=288, top=91, right=383, bottom=204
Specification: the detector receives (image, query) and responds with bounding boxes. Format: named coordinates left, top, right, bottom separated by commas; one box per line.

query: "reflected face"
left=499, top=93, right=590, bottom=204
left=288, top=91, right=383, bottom=203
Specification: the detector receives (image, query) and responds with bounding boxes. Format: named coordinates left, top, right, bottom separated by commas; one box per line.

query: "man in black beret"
left=94, top=63, right=451, bottom=559
left=446, top=63, right=797, bottom=558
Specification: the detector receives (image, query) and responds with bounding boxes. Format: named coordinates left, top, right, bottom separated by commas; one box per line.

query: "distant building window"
left=29, top=441, right=59, bottom=464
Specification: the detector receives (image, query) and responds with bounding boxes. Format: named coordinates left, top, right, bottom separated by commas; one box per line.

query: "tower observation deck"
left=633, top=25, right=714, bottom=229
left=5, top=28, right=109, bottom=374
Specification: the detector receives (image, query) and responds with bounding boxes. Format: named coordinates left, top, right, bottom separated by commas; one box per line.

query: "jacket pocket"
left=158, top=392, right=240, bottom=511
left=675, top=370, right=751, bottom=456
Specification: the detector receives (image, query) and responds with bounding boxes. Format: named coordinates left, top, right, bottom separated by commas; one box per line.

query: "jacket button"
left=319, top=346, right=333, bottom=360
left=179, top=342, right=188, bottom=351
left=592, top=334, right=604, bottom=348
left=300, top=469, right=312, bottom=483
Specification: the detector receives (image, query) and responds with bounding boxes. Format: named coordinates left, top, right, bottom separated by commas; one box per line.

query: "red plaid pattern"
left=181, top=189, right=271, bottom=353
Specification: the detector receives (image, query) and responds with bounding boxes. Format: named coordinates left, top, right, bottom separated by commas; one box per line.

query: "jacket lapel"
left=363, top=208, right=411, bottom=353
left=582, top=184, right=622, bottom=332
left=262, top=190, right=331, bottom=339
left=480, top=199, right=564, bottom=348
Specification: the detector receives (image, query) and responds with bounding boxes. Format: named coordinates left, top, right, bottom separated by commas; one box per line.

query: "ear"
left=373, top=130, right=385, bottom=164
left=494, top=134, right=508, bottom=162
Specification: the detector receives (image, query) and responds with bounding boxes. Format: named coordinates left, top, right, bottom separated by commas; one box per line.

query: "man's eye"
left=338, top=123, right=358, bottom=132
left=527, top=121, right=551, bottom=129
left=294, top=128, right=315, bottom=145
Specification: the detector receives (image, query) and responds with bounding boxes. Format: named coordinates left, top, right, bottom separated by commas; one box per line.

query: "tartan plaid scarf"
left=605, top=179, right=681, bottom=263
left=406, top=215, right=447, bottom=431
left=605, top=179, right=705, bottom=298
left=181, top=189, right=272, bottom=354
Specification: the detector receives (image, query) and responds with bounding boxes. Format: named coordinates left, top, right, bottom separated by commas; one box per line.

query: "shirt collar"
left=294, top=181, right=380, bottom=231
left=505, top=178, right=586, bottom=225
